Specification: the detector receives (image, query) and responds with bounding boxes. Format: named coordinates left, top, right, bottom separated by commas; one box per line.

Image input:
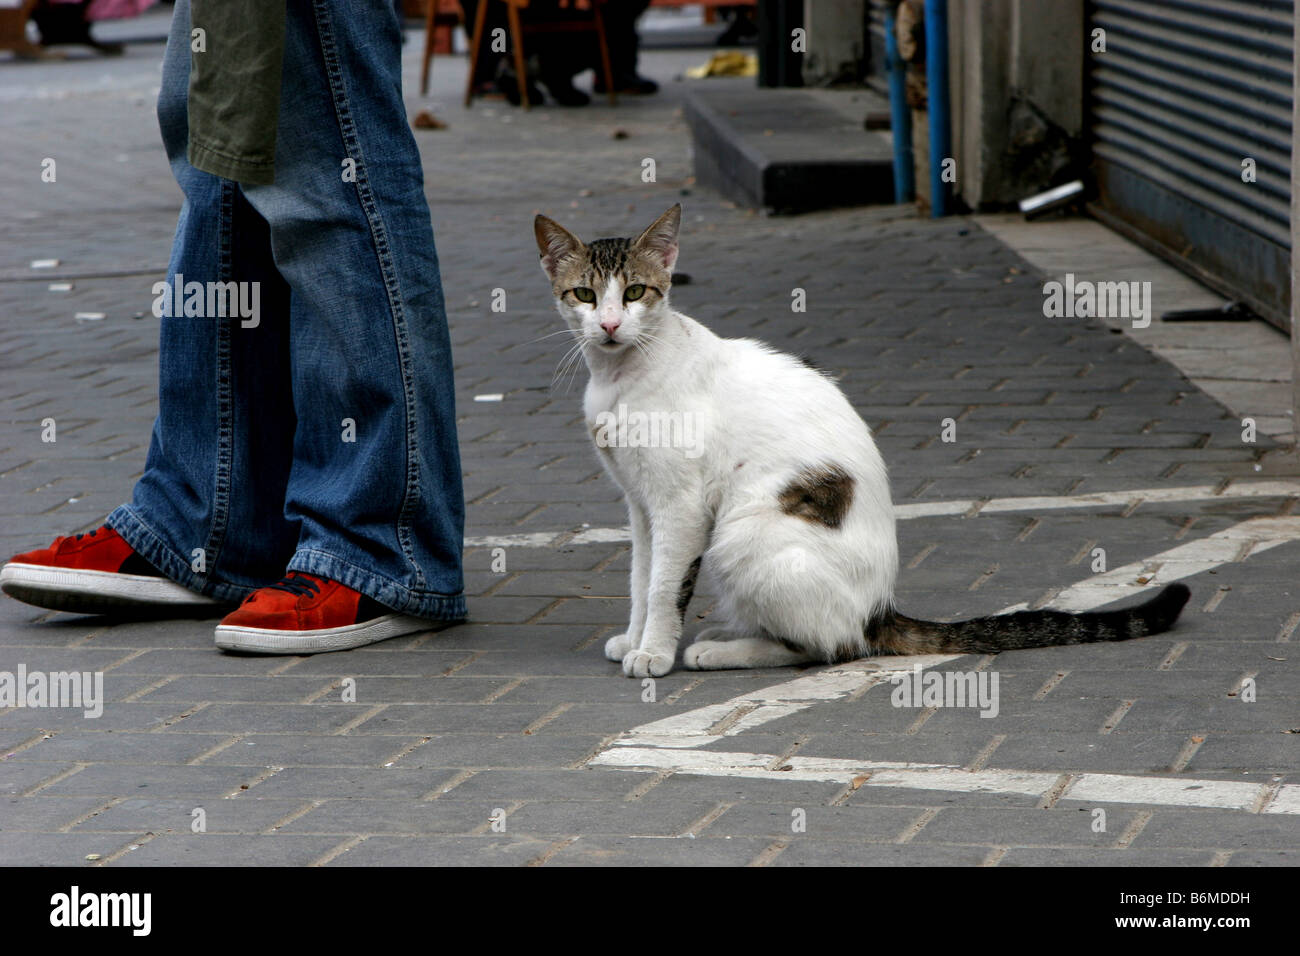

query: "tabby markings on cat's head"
left=534, top=204, right=681, bottom=354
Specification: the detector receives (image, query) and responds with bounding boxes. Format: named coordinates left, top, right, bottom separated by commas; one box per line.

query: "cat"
left=533, top=203, right=1191, bottom=678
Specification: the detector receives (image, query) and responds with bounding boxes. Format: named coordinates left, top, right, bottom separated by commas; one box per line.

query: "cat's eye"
left=624, top=284, right=646, bottom=302
left=572, top=287, right=596, bottom=303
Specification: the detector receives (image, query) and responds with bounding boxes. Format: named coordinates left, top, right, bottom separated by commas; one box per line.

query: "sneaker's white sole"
left=214, top=613, right=430, bottom=654
left=0, top=562, right=224, bottom=615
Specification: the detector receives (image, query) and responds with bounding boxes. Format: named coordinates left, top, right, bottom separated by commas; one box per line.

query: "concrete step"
left=682, top=79, right=894, bottom=214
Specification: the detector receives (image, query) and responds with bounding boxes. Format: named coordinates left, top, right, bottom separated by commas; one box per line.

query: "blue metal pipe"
left=925, top=0, right=952, bottom=217
left=884, top=5, right=914, bottom=205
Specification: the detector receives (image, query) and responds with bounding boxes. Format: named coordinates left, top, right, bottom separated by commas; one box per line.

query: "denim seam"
left=198, top=177, right=238, bottom=589
left=310, top=0, right=425, bottom=591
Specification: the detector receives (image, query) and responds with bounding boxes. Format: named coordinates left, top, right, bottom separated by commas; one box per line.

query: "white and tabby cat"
left=534, top=204, right=1190, bottom=678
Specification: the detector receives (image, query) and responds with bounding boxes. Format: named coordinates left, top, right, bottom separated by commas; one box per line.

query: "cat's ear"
left=534, top=215, right=584, bottom=281
left=632, top=203, right=681, bottom=272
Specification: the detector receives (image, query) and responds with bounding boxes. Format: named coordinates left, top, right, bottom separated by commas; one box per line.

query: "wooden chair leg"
left=506, top=0, right=529, bottom=111
left=464, top=0, right=490, bottom=107
left=0, top=0, right=42, bottom=58
left=592, top=2, right=617, bottom=107
left=420, top=0, right=436, bottom=96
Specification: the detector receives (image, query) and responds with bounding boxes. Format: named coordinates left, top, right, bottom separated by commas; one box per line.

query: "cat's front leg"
left=623, top=508, right=711, bottom=678
left=604, top=500, right=651, bottom=662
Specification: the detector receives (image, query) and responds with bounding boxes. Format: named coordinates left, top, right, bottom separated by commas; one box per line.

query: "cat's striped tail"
left=876, top=583, right=1191, bottom=655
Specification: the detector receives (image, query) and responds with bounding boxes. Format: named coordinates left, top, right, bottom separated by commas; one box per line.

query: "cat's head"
left=533, top=204, right=680, bottom=354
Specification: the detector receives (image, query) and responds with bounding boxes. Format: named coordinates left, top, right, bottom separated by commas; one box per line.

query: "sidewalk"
left=0, top=30, right=1297, bottom=867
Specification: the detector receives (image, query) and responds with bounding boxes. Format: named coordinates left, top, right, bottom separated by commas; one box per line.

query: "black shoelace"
left=267, top=572, right=321, bottom=598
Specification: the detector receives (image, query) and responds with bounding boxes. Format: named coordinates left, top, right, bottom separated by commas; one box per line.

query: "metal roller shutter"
left=1087, top=0, right=1293, bottom=331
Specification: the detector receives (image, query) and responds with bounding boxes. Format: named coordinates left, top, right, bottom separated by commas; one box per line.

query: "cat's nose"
left=600, top=319, right=621, bottom=337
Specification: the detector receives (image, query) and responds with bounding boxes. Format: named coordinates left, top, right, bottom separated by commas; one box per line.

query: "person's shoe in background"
left=594, top=72, right=658, bottom=95
left=495, top=61, right=545, bottom=106
left=540, top=74, right=591, bottom=106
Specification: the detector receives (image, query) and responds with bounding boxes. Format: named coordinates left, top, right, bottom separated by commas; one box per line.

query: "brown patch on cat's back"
left=778, top=465, right=855, bottom=529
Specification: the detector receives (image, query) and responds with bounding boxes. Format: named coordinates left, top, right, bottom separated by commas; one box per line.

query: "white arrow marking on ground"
left=464, top=480, right=1300, bottom=549
left=582, top=511, right=1300, bottom=815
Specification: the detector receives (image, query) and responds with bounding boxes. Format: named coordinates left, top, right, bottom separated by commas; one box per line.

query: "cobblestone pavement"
left=1, top=29, right=1297, bottom=867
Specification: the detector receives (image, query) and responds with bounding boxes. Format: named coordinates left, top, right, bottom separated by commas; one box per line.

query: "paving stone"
left=710, top=802, right=920, bottom=840
left=1130, top=810, right=1300, bottom=850
left=998, top=847, right=1220, bottom=866
left=1224, top=848, right=1300, bottom=865
left=0, top=831, right=147, bottom=866
left=9, top=732, right=231, bottom=764
left=911, top=806, right=1146, bottom=848
left=1120, top=700, right=1300, bottom=734
left=274, top=650, right=478, bottom=677
left=105, top=834, right=342, bottom=866
left=843, top=784, right=1044, bottom=809
left=156, top=703, right=375, bottom=735
left=324, top=834, right=552, bottom=866
left=347, top=703, right=552, bottom=735
left=37, top=764, right=265, bottom=798
left=392, top=734, right=608, bottom=770
left=201, top=734, right=428, bottom=768
left=1185, top=735, right=1300, bottom=772
left=0, top=795, right=117, bottom=832
left=240, top=767, right=463, bottom=801
left=69, top=796, right=307, bottom=834
left=543, top=835, right=770, bottom=866
left=989, top=733, right=1192, bottom=773
left=275, top=799, right=493, bottom=836
left=0, top=702, right=191, bottom=732
left=769, top=841, right=994, bottom=866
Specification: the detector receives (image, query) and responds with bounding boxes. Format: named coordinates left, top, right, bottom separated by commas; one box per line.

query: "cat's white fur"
left=537, top=205, right=897, bottom=677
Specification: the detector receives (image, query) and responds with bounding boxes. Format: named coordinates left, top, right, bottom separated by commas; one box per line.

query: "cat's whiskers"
left=628, top=327, right=669, bottom=366
left=551, top=338, right=590, bottom=395
left=527, top=326, right=583, bottom=348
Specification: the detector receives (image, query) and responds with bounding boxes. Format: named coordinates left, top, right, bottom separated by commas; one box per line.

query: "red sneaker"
left=214, top=571, right=430, bottom=654
left=1, top=526, right=223, bottom=615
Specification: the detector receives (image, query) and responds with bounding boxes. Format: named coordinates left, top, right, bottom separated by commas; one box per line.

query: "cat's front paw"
left=604, top=632, right=637, bottom=661
left=684, top=641, right=720, bottom=670
left=622, top=649, right=675, bottom=678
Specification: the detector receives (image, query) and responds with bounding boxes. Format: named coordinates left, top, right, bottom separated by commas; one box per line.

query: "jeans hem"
left=288, top=548, right=467, bottom=622
left=106, top=505, right=256, bottom=604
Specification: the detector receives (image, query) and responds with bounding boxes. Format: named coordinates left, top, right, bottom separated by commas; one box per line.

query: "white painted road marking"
left=465, top=480, right=1300, bottom=549
left=1044, top=516, right=1300, bottom=613
left=995, top=515, right=1300, bottom=614
left=590, top=746, right=1299, bottom=813
left=614, top=655, right=962, bottom=749
left=574, top=496, right=1300, bottom=815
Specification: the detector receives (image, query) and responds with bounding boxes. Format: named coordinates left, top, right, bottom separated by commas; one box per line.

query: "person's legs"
left=6, top=0, right=465, bottom=630
left=606, top=0, right=651, bottom=79
left=107, top=0, right=299, bottom=605
left=233, top=0, right=466, bottom=623
left=593, top=0, right=657, bottom=94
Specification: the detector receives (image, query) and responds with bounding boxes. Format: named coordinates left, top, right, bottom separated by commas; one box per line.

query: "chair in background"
left=462, top=0, right=616, bottom=110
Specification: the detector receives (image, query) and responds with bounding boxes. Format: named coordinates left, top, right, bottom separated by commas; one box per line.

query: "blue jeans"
left=107, top=0, right=467, bottom=621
